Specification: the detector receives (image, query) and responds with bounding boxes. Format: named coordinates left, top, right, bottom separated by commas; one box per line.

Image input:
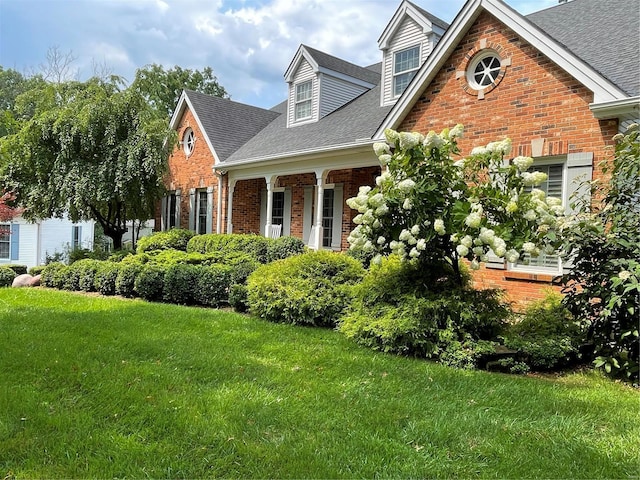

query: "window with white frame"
left=196, top=189, right=208, bottom=235
left=467, top=51, right=502, bottom=91
left=510, top=159, right=565, bottom=273
left=0, top=224, right=10, bottom=259
left=165, top=192, right=178, bottom=230
left=272, top=191, right=285, bottom=227
left=72, top=226, right=82, bottom=249
left=393, top=45, right=420, bottom=97
left=294, top=80, right=313, bottom=121
left=183, top=128, right=195, bottom=156
left=322, top=189, right=335, bottom=248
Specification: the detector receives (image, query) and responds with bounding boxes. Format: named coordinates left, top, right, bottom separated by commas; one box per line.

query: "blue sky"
left=0, top=0, right=557, bottom=110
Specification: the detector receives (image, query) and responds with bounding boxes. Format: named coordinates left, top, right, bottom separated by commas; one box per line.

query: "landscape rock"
left=29, top=274, right=42, bottom=287
left=12, top=274, right=33, bottom=287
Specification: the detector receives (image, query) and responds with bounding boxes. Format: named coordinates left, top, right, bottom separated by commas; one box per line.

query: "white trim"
left=379, top=0, right=436, bottom=50
left=590, top=96, right=640, bottom=119
left=376, top=0, right=629, bottom=138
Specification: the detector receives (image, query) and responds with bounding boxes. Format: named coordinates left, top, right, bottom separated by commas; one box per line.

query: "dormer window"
left=295, top=80, right=313, bottom=121
left=393, top=45, right=420, bottom=96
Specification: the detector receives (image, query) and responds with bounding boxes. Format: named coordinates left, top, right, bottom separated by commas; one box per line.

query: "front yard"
left=1, top=288, right=638, bottom=478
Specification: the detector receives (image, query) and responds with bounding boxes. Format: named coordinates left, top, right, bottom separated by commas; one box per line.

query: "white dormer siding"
left=380, top=15, right=438, bottom=106
left=288, top=58, right=318, bottom=127
left=319, top=74, right=369, bottom=118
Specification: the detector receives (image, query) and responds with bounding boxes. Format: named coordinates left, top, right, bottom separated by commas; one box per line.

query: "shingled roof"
left=182, top=90, right=280, bottom=162
left=526, top=0, right=640, bottom=96
left=301, top=45, right=381, bottom=86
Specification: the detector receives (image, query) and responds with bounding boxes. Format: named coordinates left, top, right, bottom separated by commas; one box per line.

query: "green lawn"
left=1, top=288, right=638, bottom=479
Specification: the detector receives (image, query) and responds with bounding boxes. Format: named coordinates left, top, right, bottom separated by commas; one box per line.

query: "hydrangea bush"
left=346, top=125, right=564, bottom=284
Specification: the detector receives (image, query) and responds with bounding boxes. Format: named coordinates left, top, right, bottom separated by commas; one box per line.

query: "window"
left=165, top=193, right=178, bottom=230
left=72, top=226, right=82, bottom=249
left=294, top=80, right=313, bottom=121
left=393, top=45, right=420, bottom=96
left=196, top=190, right=208, bottom=235
left=272, top=191, right=285, bottom=226
left=0, top=224, right=10, bottom=259
left=512, top=161, right=565, bottom=273
left=467, top=51, right=502, bottom=90
left=183, top=128, right=195, bottom=156
left=322, top=189, right=335, bottom=248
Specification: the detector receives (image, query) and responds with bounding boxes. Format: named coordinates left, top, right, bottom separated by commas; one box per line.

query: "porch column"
left=264, top=175, right=276, bottom=237
left=226, top=177, right=237, bottom=234
left=214, top=169, right=225, bottom=234
left=312, top=171, right=327, bottom=250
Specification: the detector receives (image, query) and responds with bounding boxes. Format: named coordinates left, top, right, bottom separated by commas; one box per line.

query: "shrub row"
left=42, top=259, right=232, bottom=308
left=0, top=266, right=16, bottom=287
left=188, top=233, right=306, bottom=263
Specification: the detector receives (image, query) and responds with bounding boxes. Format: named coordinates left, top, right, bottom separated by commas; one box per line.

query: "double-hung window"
left=0, top=224, right=10, bottom=259
left=164, top=192, right=178, bottom=230
left=272, top=191, right=285, bottom=227
left=295, top=80, right=313, bottom=121
left=322, top=189, right=335, bottom=248
left=511, top=160, right=565, bottom=273
left=393, top=45, right=420, bottom=97
left=196, top=190, right=208, bottom=235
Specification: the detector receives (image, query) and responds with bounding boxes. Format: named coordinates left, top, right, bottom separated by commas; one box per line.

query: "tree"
left=0, top=77, right=176, bottom=249
left=131, top=64, right=229, bottom=116
left=346, top=126, right=563, bottom=286
left=560, top=124, right=639, bottom=382
left=0, top=67, right=46, bottom=137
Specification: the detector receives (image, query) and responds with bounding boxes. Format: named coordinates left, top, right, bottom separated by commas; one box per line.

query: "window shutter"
left=331, top=185, right=343, bottom=249
left=566, top=152, right=593, bottom=214
left=10, top=224, right=19, bottom=260
left=206, top=187, right=214, bottom=234
left=161, top=196, right=167, bottom=231
left=283, top=188, right=292, bottom=236
left=188, top=189, right=196, bottom=231
left=303, top=186, right=313, bottom=243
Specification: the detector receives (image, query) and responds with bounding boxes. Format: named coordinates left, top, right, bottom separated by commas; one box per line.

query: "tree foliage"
left=560, top=124, right=640, bottom=382
left=131, top=64, right=228, bottom=116
left=0, top=77, right=175, bottom=249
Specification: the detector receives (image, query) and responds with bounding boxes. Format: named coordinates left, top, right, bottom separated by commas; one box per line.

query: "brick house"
left=160, top=0, right=639, bottom=304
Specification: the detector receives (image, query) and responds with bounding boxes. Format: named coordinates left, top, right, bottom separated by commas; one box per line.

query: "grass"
left=0, top=288, right=638, bottom=479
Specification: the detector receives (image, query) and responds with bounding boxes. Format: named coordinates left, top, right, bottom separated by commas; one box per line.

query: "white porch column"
left=264, top=175, right=276, bottom=237
left=226, top=177, right=237, bottom=234
left=214, top=169, right=225, bottom=234
left=312, top=171, right=327, bottom=250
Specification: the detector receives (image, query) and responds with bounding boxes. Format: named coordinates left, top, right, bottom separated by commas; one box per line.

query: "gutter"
left=590, top=96, right=640, bottom=119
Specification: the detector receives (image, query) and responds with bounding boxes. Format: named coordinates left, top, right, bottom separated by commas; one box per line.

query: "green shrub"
left=229, top=284, right=249, bottom=312
left=247, top=251, right=365, bottom=327
left=94, top=262, right=120, bottom=296
left=339, top=255, right=509, bottom=360
left=136, top=229, right=196, bottom=254
left=73, top=259, right=102, bottom=292
left=68, top=247, right=109, bottom=264
left=28, top=266, right=46, bottom=276
left=134, top=264, right=165, bottom=302
left=195, top=264, right=233, bottom=307
left=187, top=234, right=271, bottom=263
left=61, top=264, right=81, bottom=291
left=162, top=264, right=200, bottom=305
left=6, top=264, right=27, bottom=275
left=115, top=263, right=142, bottom=297
left=0, top=266, right=16, bottom=287
left=41, top=262, right=66, bottom=289
left=504, top=291, right=584, bottom=370
left=266, top=236, right=306, bottom=262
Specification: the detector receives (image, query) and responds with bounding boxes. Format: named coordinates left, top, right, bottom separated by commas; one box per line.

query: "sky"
left=0, top=0, right=558, bottom=110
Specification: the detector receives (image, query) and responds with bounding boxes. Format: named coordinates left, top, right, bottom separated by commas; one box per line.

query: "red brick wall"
left=398, top=11, right=618, bottom=304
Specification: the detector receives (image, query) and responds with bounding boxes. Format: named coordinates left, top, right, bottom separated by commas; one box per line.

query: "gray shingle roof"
left=407, top=0, right=450, bottom=31
left=184, top=90, right=280, bottom=162
left=526, top=0, right=640, bottom=96
left=301, top=45, right=381, bottom=85
left=224, top=80, right=392, bottom=164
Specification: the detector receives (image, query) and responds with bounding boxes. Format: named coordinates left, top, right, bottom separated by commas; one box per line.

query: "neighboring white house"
left=0, top=216, right=95, bottom=269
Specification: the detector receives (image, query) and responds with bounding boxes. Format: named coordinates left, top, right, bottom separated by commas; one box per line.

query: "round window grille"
left=183, top=128, right=195, bottom=156
left=467, top=51, right=502, bottom=90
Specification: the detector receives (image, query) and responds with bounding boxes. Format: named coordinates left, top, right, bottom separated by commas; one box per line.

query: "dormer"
left=284, top=45, right=379, bottom=128
left=378, top=0, right=448, bottom=106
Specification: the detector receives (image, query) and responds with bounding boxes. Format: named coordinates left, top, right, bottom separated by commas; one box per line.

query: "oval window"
left=183, top=128, right=195, bottom=156
left=467, top=51, right=502, bottom=90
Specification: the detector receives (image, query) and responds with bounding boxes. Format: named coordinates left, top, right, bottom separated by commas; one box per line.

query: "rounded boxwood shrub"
left=74, top=259, right=102, bottom=292
left=187, top=234, right=271, bottom=263
left=266, top=236, right=306, bottom=262
left=162, top=263, right=200, bottom=305
left=134, top=264, right=165, bottom=302
left=61, top=264, right=81, bottom=291
left=195, top=264, right=233, bottom=307
left=247, top=251, right=365, bottom=326
left=136, top=229, right=196, bottom=254
left=94, top=262, right=120, bottom=296
left=7, top=265, right=28, bottom=275
left=41, top=262, right=66, bottom=289
left=229, top=284, right=249, bottom=312
left=28, top=266, right=46, bottom=276
left=0, top=266, right=16, bottom=287
left=115, top=263, right=142, bottom=297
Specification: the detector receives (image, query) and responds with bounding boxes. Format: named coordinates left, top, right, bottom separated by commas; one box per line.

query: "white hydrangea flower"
left=353, top=214, right=364, bottom=225
left=402, top=198, right=413, bottom=210
left=522, top=242, right=536, bottom=253
left=487, top=138, right=512, bottom=155
left=512, top=156, right=534, bottom=171
left=375, top=205, right=389, bottom=216
left=399, top=229, right=412, bottom=241
left=372, top=219, right=381, bottom=229
left=465, top=212, right=482, bottom=228
left=399, top=131, right=423, bottom=150
left=479, top=228, right=496, bottom=244
left=434, top=219, right=446, bottom=235
left=359, top=186, right=372, bottom=195
left=470, top=259, right=481, bottom=270
left=453, top=159, right=466, bottom=168
left=506, top=201, right=518, bottom=214
left=384, top=128, right=399, bottom=143
left=461, top=235, right=473, bottom=248
left=471, top=146, right=488, bottom=156
left=372, top=254, right=383, bottom=266
left=416, top=239, right=426, bottom=251
left=379, top=154, right=392, bottom=165
left=522, top=171, right=548, bottom=187
left=373, top=142, right=391, bottom=157
left=524, top=209, right=537, bottom=221
left=409, top=247, right=420, bottom=258
left=423, top=131, right=444, bottom=150
left=368, top=193, right=385, bottom=208
left=506, top=249, right=520, bottom=263
left=456, top=244, right=469, bottom=257
left=618, top=270, right=631, bottom=281
left=449, top=124, right=464, bottom=139
left=473, top=246, right=485, bottom=257
left=397, top=178, right=416, bottom=193
left=546, top=197, right=562, bottom=207
left=411, top=225, right=420, bottom=236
